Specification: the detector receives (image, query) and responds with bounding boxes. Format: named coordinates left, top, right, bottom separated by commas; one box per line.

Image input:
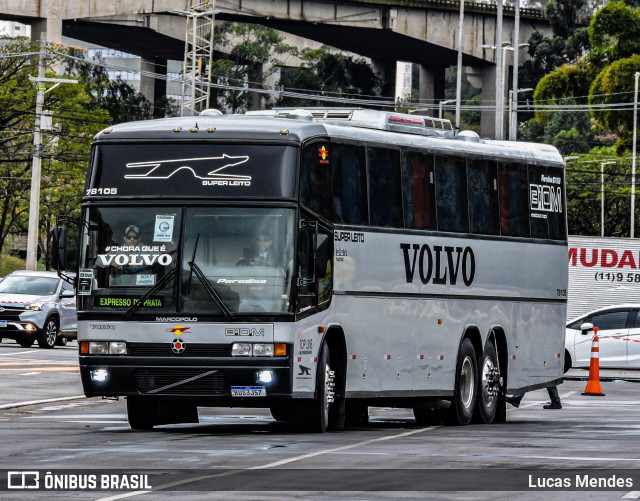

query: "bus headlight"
left=89, top=342, right=109, bottom=355
left=86, top=341, right=127, bottom=355
left=253, top=343, right=274, bottom=357
left=109, top=341, right=127, bottom=355
left=232, top=343, right=252, bottom=356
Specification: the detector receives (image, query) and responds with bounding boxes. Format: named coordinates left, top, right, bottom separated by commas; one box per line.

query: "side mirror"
left=50, top=226, right=67, bottom=271
left=314, top=233, right=330, bottom=279
left=60, top=290, right=75, bottom=298
left=580, top=322, right=594, bottom=334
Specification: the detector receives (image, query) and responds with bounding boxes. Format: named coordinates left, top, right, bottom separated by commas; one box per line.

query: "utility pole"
left=25, top=36, right=78, bottom=270
left=25, top=37, right=47, bottom=271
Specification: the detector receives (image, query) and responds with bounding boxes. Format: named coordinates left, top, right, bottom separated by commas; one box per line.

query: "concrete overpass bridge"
left=0, top=0, right=551, bottom=136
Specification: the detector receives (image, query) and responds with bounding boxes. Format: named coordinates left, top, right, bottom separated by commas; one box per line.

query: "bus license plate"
left=230, top=386, right=266, bottom=397
left=0, top=321, right=6, bottom=327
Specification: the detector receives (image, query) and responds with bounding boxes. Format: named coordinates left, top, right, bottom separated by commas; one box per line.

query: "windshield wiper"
left=187, top=260, right=235, bottom=320
left=123, top=268, right=176, bottom=320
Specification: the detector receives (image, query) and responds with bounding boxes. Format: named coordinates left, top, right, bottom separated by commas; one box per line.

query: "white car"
left=0, top=270, right=77, bottom=349
left=564, top=304, right=640, bottom=370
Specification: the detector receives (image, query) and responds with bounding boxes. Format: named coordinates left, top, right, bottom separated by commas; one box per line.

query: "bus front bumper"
left=79, top=356, right=292, bottom=401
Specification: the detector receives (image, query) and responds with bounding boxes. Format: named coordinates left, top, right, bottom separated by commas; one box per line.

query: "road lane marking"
left=19, top=372, right=40, bottom=376
left=0, top=350, right=39, bottom=356
left=0, top=395, right=85, bottom=410
left=0, top=360, right=78, bottom=365
left=623, top=492, right=640, bottom=499
left=95, top=425, right=441, bottom=500
left=0, top=367, right=79, bottom=372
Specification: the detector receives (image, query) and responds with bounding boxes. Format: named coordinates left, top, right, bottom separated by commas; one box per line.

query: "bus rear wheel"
left=445, top=338, right=478, bottom=426
left=475, top=342, right=500, bottom=424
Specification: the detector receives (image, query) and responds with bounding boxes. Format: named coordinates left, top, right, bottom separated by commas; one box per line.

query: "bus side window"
left=332, top=144, right=368, bottom=225
left=402, top=151, right=436, bottom=230
left=546, top=166, right=567, bottom=241
left=435, top=155, right=469, bottom=233
left=301, top=142, right=333, bottom=220
left=468, top=159, right=499, bottom=235
left=367, top=147, right=403, bottom=228
left=498, top=162, right=530, bottom=238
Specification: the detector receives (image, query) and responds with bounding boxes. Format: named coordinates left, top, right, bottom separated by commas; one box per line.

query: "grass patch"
left=0, top=255, right=26, bottom=277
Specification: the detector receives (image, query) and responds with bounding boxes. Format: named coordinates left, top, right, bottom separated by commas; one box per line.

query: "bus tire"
left=445, top=338, right=478, bottom=426
left=126, top=397, right=156, bottom=430
left=475, top=342, right=500, bottom=424
left=299, top=343, right=334, bottom=433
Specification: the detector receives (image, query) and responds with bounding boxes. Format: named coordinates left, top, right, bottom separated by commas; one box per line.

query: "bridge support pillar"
left=419, top=65, right=446, bottom=117
left=31, top=15, right=62, bottom=44
left=140, top=58, right=167, bottom=118
left=480, top=65, right=497, bottom=139
left=372, top=59, right=397, bottom=104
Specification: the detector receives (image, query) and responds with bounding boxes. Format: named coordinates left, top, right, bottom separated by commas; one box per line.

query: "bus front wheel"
left=296, top=343, right=335, bottom=432
left=446, top=338, right=478, bottom=426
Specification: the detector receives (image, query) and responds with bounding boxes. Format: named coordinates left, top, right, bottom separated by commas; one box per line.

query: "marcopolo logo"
left=401, top=243, right=475, bottom=286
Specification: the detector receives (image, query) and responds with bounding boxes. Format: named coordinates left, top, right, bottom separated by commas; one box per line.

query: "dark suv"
left=0, top=271, right=77, bottom=348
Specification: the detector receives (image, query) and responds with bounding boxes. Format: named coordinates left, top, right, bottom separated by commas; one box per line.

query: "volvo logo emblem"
left=171, top=339, right=186, bottom=354
left=0, top=307, right=5, bottom=312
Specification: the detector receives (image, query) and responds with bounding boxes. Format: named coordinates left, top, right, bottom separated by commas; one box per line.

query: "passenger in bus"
left=237, top=229, right=275, bottom=266
left=110, top=225, right=151, bottom=285
left=505, top=386, right=562, bottom=410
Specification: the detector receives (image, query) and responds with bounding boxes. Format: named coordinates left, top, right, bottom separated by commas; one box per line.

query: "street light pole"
left=508, top=87, right=533, bottom=140
left=510, top=0, right=520, bottom=141
left=632, top=72, right=639, bottom=238
left=495, top=0, right=503, bottom=140
left=454, top=0, right=465, bottom=130
left=440, top=99, right=456, bottom=119
left=601, top=161, right=616, bottom=237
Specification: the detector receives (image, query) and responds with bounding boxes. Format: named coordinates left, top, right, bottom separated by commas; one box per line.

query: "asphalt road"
left=1, top=341, right=640, bottom=500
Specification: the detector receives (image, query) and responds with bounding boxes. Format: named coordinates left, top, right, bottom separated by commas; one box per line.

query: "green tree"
left=589, top=55, right=640, bottom=148
left=0, top=39, right=110, bottom=261
left=65, top=52, right=155, bottom=123
left=276, top=46, right=382, bottom=108
left=210, top=22, right=297, bottom=113
left=588, top=1, right=640, bottom=66
left=520, top=0, right=592, bottom=91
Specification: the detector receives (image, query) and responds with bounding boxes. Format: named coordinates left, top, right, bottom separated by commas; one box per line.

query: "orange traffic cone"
left=582, top=327, right=605, bottom=396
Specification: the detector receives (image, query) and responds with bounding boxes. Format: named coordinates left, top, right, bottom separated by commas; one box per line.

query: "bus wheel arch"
left=299, top=327, right=347, bottom=432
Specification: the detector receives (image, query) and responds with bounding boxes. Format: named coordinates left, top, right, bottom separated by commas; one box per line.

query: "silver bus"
left=54, top=107, right=568, bottom=431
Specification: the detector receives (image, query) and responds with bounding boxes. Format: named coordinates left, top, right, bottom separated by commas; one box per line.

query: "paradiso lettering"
left=401, top=244, right=475, bottom=286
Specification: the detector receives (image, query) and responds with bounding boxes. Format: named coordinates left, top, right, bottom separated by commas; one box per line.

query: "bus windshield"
left=78, top=207, right=295, bottom=315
